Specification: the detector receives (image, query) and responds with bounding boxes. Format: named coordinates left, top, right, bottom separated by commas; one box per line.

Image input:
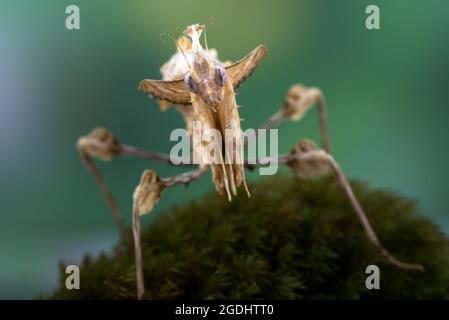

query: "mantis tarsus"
left=77, top=23, right=424, bottom=300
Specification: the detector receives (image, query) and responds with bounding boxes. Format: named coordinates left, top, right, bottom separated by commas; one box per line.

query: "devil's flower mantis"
left=77, top=23, right=424, bottom=299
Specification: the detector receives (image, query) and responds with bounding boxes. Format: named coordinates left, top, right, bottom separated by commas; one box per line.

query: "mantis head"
left=182, top=24, right=227, bottom=107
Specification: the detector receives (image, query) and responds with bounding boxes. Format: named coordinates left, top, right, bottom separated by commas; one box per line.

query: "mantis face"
left=184, top=51, right=228, bottom=107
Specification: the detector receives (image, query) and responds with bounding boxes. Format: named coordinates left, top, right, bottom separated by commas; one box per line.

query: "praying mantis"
left=77, top=23, right=424, bottom=300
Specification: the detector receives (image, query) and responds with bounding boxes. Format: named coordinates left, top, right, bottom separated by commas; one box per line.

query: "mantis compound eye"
left=215, top=64, right=227, bottom=86
left=184, top=73, right=199, bottom=93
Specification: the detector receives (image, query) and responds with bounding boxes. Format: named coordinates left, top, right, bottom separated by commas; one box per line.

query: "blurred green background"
left=0, top=0, right=448, bottom=299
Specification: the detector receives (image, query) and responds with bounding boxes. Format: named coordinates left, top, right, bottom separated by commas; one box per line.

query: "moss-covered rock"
left=48, top=175, right=449, bottom=299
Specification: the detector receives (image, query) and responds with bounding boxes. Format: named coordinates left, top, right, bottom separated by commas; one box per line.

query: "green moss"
left=48, top=175, right=449, bottom=299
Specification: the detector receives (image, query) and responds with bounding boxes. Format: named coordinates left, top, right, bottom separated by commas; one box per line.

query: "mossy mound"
left=48, top=175, right=449, bottom=299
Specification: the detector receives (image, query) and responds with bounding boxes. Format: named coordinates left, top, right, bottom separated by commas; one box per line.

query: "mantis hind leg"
left=77, top=137, right=127, bottom=245
left=289, top=141, right=424, bottom=272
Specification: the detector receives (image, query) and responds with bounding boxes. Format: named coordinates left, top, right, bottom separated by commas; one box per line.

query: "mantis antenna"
left=168, top=32, right=192, bottom=70
left=203, top=28, right=209, bottom=51
left=175, top=40, right=192, bottom=69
